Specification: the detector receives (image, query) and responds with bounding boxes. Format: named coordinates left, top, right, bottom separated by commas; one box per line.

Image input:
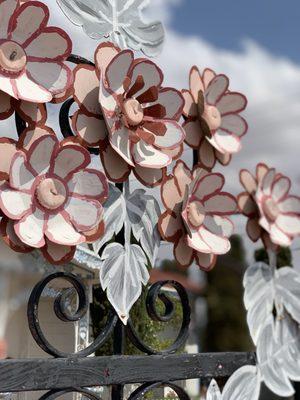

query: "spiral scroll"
left=128, top=382, right=191, bottom=400
left=39, top=389, right=102, bottom=399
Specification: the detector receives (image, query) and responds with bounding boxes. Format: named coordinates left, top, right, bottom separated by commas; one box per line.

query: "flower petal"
left=203, top=215, right=234, bottom=238
left=0, top=138, right=16, bottom=180
left=183, top=119, right=203, bottom=148
left=195, top=252, right=216, bottom=271
left=189, top=66, right=204, bottom=102
left=46, top=212, right=85, bottom=245
left=73, top=65, right=101, bottom=115
left=128, top=59, right=163, bottom=98
left=0, top=76, right=15, bottom=97
left=215, top=150, right=231, bottom=166
left=270, top=224, right=291, bottom=246
left=174, top=236, right=194, bottom=267
left=133, top=141, right=171, bottom=168
left=0, top=91, right=13, bottom=120
left=202, top=68, right=216, bottom=89
left=73, top=111, right=107, bottom=147
left=262, top=168, right=276, bottom=196
left=151, top=88, right=184, bottom=120
left=173, top=160, right=192, bottom=197
left=161, top=176, right=183, bottom=211
left=220, top=114, right=248, bottom=137
left=151, top=121, right=185, bottom=150
left=199, top=225, right=231, bottom=254
left=13, top=73, right=52, bottom=103
left=158, top=211, right=183, bottom=242
left=246, top=218, right=261, bottom=242
left=256, top=163, right=269, bottom=183
left=198, top=138, right=216, bottom=170
left=9, top=152, right=35, bottom=190
left=276, top=215, right=300, bottom=235
left=68, top=169, right=108, bottom=202
left=134, top=165, right=165, bottom=188
left=205, top=75, right=229, bottom=105
left=182, top=89, right=197, bottom=118
left=18, top=126, right=55, bottom=151
left=211, top=130, right=241, bottom=153
left=0, top=0, right=18, bottom=37
left=95, top=42, right=120, bottom=76
left=278, top=196, right=300, bottom=214
left=187, top=228, right=211, bottom=253
left=193, top=173, right=224, bottom=201
left=53, top=145, right=90, bottom=180
left=0, top=183, right=31, bottom=220
left=105, top=50, right=133, bottom=94
left=65, top=197, right=103, bottom=231
left=0, top=217, right=32, bottom=253
left=25, top=28, right=72, bottom=61
left=14, top=208, right=45, bottom=248
left=217, top=92, right=247, bottom=115
left=240, top=169, right=257, bottom=194
left=28, top=134, right=58, bottom=175
left=204, top=193, right=237, bottom=215
left=9, top=1, right=48, bottom=45
left=41, top=240, right=75, bottom=265
left=237, top=192, right=257, bottom=216
left=14, top=100, right=47, bottom=125
left=100, top=141, right=131, bottom=182
left=109, top=125, right=135, bottom=166
left=271, top=176, right=291, bottom=202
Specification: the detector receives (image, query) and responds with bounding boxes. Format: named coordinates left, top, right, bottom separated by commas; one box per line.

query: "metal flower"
left=158, top=161, right=237, bottom=271
left=182, top=66, right=248, bottom=170
left=57, top=0, right=165, bottom=57
left=71, top=42, right=183, bottom=187
left=0, top=0, right=73, bottom=103
left=0, top=130, right=108, bottom=264
left=238, top=163, right=300, bottom=247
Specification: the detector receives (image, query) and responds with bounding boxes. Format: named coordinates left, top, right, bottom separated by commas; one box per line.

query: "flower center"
left=36, top=178, right=67, bottom=211
left=0, top=41, right=27, bottom=74
left=263, top=198, right=279, bottom=222
left=187, top=200, right=206, bottom=228
left=123, top=98, right=144, bottom=126
left=202, top=105, right=221, bottom=131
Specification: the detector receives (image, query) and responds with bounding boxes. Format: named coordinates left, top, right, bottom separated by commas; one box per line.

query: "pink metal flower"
left=182, top=66, right=248, bottom=170
left=159, top=161, right=237, bottom=271
left=0, top=0, right=73, bottom=103
left=0, top=131, right=108, bottom=264
left=238, top=164, right=300, bottom=247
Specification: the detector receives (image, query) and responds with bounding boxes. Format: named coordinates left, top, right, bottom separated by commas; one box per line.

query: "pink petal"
left=203, top=215, right=234, bottom=238
left=189, top=66, right=204, bottom=102
left=105, top=50, right=133, bottom=94
left=271, top=176, right=291, bottom=202
left=0, top=138, right=16, bottom=180
left=240, top=169, right=257, bottom=194
left=278, top=196, right=300, bottom=214
left=182, top=89, right=197, bottom=118
left=128, top=59, right=163, bottom=98
left=100, top=141, right=131, bottom=182
left=14, top=208, right=45, bottom=248
left=198, top=138, right=216, bottom=170
left=173, top=160, right=192, bottom=197
left=259, top=216, right=270, bottom=232
left=270, top=224, right=291, bottom=246
left=262, top=168, right=276, bottom=196
left=187, top=228, right=211, bottom=253
left=193, top=173, right=224, bottom=201
left=46, top=212, right=85, bottom=245
left=215, top=150, right=231, bottom=166
left=25, top=28, right=72, bottom=61
left=65, top=197, right=103, bottom=231
left=41, top=240, right=75, bottom=265
left=220, top=114, right=248, bottom=137
left=211, top=130, right=241, bottom=153
left=28, top=134, right=58, bottom=175
left=0, top=91, right=13, bottom=120
left=183, top=119, right=202, bottom=148
left=237, top=192, right=257, bottom=216
left=0, top=0, right=18, bottom=37
left=13, top=73, right=52, bottom=103
left=68, top=169, right=108, bottom=202
left=276, top=215, right=300, bottom=235
left=110, top=126, right=135, bottom=166
left=134, top=165, right=165, bottom=188
left=0, top=183, right=31, bottom=220
left=217, top=92, right=247, bottom=115
left=99, top=82, right=118, bottom=113
left=133, top=141, right=171, bottom=168
left=73, top=65, right=101, bottom=114
left=151, top=121, right=185, bottom=150
left=199, top=225, right=231, bottom=254
left=18, top=126, right=54, bottom=151
left=204, top=193, right=237, bottom=215
left=53, top=145, right=90, bottom=180
left=256, top=163, right=269, bottom=183
left=9, top=2, right=48, bottom=45
left=202, top=68, right=216, bottom=89
left=163, top=144, right=183, bottom=161
left=95, top=42, right=120, bottom=76
left=73, top=111, right=107, bottom=146
left=26, top=61, right=72, bottom=95
left=195, top=252, right=216, bottom=271
left=246, top=218, right=261, bottom=242
left=205, top=75, right=229, bottom=105
left=151, top=88, right=184, bottom=120
left=158, top=211, right=183, bottom=242
left=15, top=100, right=47, bottom=125
left=174, top=236, right=194, bottom=267
left=9, top=152, right=35, bottom=190
left=161, top=176, right=183, bottom=211
left=0, top=217, right=32, bottom=254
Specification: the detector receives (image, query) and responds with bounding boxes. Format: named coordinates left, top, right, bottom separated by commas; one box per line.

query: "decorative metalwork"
left=39, top=389, right=102, bottom=399
left=128, top=382, right=190, bottom=400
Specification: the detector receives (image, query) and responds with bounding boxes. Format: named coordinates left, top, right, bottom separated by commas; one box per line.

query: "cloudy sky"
left=2, top=0, right=300, bottom=266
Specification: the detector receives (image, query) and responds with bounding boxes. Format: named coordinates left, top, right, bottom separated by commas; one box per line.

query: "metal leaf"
left=100, top=242, right=149, bottom=323
left=257, top=316, right=295, bottom=398
left=206, top=380, right=221, bottom=400
left=222, top=365, right=261, bottom=400
left=92, top=184, right=126, bottom=254
left=243, top=262, right=274, bottom=344
left=275, top=266, right=300, bottom=324
left=57, top=0, right=165, bottom=56
left=126, top=189, right=160, bottom=266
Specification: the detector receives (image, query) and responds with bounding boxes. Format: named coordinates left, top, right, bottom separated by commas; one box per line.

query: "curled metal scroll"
left=128, top=382, right=191, bottom=400
left=126, top=280, right=191, bottom=355
left=27, top=272, right=118, bottom=358
left=39, top=388, right=102, bottom=399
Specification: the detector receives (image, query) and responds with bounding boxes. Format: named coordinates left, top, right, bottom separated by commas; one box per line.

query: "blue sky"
left=167, top=0, right=300, bottom=63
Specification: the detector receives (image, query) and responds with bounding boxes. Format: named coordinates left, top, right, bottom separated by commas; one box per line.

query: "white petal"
left=187, top=229, right=211, bottom=253
left=110, top=126, right=135, bottom=166
left=0, top=185, right=32, bottom=220
left=193, top=173, right=224, bottom=200
left=65, top=197, right=102, bottom=231
left=9, top=152, right=35, bottom=190
left=14, top=73, right=52, bottom=103
left=14, top=208, right=45, bottom=248
left=271, top=176, right=291, bottom=202
left=46, top=213, right=85, bottom=245
left=205, top=75, right=229, bottom=105
left=199, top=226, right=231, bottom=254
left=276, top=215, right=300, bottom=235
left=152, top=121, right=185, bottom=149
left=262, top=168, right=276, bottom=196
left=211, top=130, right=241, bottom=153
left=28, top=135, right=57, bottom=175
left=204, top=215, right=234, bottom=237
left=270, top=224, right=291, bottom=246
left=278, top=196, right=300, bottom=214
left=133, top=141, right=171, bottom=168
left=68, top=170, right=108, bottom=200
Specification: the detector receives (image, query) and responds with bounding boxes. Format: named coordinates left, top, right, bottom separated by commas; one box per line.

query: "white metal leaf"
left=275, top=266, right=300, bottom=324
left=257, top=316, right=295, bottom=398
left=92, top=184, right=126, bottom=254
left=243, top=262, right=274, bottom=344
left=100, top=242, right=149, bottom=323
left=222, top=365, right=261, bottom=400
left=206, top=379, right=221, bottom=400
left=57, top=0, right=165, bottom=56
left=126, top=189, right=160, bottom=266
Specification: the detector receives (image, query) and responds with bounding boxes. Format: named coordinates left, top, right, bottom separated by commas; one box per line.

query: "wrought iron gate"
left=0, top=271, right=255, bottom=399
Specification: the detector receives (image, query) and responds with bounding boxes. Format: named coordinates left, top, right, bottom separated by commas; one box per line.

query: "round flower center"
left=187, top=200, right=206, bottom=228
left=0, top=41, right=27, bottom=74
left=263, top=198, right=279, bottom=222
left=123, top=98, right=144, bottom=126
left=202, top=105, right=221, bottom=131
left=36, top=178, right=67, bottom=211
